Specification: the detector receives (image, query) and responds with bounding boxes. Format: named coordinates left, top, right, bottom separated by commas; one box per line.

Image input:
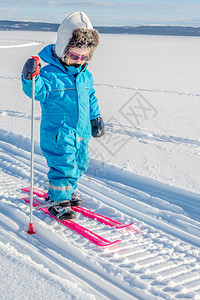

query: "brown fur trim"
left=63, top=28, right=99, bottom=61
left=68, top=28, right=99, bottom=48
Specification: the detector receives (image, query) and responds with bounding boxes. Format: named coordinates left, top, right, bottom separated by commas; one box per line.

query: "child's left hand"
left=91, top=117, right=105, bottom=138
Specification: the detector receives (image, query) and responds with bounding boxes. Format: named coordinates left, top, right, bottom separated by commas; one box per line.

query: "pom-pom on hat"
left=54, top=12, right=99, bottom=61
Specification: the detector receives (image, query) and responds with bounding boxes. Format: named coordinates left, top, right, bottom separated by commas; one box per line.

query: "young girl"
left=21, top=12, right=104, bottom=220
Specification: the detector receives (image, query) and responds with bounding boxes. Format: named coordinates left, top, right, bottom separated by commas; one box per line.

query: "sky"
left=0, top=0, right=200, bottom=27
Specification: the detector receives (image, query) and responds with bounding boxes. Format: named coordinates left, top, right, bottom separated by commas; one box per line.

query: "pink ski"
left=21, top=196, right=121, bottom=247
left=22, top=187, right=134, bottom=229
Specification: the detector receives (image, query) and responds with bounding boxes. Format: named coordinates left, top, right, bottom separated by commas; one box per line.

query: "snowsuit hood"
left=54, top=11, right=98, bottom=59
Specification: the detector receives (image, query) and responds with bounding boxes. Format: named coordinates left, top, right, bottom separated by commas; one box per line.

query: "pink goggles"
left=68, top=52, right=89, bottom=61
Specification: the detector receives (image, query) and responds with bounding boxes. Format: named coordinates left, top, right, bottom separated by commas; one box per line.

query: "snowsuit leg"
left=40, top=123, right=89, bottom=201
left=76, top=143, right=90, bottom=177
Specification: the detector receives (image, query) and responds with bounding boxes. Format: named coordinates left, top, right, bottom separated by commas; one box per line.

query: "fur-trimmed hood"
left=54, top=11, right=99, bottom=60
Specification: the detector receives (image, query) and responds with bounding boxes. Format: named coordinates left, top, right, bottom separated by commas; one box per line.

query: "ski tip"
left=22, top=187, right=30, bottom=192
left=21, top=196, right=30, bottom=203
left=99, top=239, right=121, bottom=247
left=115, top=222, right=135, bottom=230
left=22, top=187, right=48, bottom=198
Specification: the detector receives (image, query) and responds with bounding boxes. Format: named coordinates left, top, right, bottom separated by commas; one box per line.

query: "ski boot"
left=70, top=192, right=82, bottom=207
left=46, top=193, right=82, bottom=207
left=48, top=201, right=76, bottom=221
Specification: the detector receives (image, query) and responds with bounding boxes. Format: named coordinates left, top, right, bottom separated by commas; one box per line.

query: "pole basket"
left=27, top=223, right=36, bottom=234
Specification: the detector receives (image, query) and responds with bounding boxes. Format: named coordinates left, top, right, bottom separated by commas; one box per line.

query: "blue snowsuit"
left=22, top=44, right=100, bottom=201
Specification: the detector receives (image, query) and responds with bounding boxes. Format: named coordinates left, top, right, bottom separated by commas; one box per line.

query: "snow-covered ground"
left=0, top=30, right=200, bottom=300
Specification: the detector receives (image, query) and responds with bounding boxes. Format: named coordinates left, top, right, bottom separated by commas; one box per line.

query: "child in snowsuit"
left=21, top=12, right=104, bottom=220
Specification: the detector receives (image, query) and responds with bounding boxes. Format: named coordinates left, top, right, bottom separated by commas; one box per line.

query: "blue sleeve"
left=89, top=77, right=101, bottom=120
left=21, top=71, right=52, bottom=103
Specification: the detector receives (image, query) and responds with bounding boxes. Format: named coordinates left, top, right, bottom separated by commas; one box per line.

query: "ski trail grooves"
left=0, top=172, right=148, bottom=299
left=94, top=83, right=200, bottom=97
left=79, top=179, right=200, bottom=248
left=0, top=138, right=200, bottom=299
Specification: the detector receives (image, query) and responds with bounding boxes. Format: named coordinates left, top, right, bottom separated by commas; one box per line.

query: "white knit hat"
left=54, top=11, right=95, bottom=58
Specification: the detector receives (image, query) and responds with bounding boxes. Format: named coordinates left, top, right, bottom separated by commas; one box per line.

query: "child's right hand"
left=22, top=57, right=41, bottom=80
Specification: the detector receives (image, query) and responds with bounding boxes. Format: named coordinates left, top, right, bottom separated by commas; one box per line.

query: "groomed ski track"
left=0, top=132, right=200, bottom=300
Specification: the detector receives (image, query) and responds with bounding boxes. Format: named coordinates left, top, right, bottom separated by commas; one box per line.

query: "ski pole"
left=27, top=56, right=40, bottom=234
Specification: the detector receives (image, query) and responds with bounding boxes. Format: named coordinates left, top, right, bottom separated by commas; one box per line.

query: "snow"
left=0, top=30, right=200, bottom=299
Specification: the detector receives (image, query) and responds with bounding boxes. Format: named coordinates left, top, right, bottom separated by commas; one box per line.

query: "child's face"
left=66, top=47, right=90, bottom=66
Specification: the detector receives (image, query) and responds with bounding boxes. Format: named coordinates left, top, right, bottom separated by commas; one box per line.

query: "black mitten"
left=91, top=117, right=105, bottom=138
left=22, top=58, right=40, bottom=80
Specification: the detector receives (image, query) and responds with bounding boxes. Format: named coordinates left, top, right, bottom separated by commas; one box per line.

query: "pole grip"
left=31, top=56, right=40, bottom=77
